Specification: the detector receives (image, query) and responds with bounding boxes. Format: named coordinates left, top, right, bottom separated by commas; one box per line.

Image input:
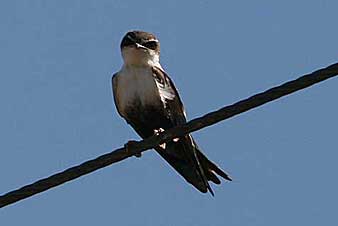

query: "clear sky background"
left=1, top=1, right=337, bottom=225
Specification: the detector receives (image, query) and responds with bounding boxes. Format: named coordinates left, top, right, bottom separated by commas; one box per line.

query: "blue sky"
left=1, top=1, right=337, bottom=225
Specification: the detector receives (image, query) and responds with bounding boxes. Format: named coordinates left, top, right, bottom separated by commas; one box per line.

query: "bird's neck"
left=122, top=49, right=162, bottom=69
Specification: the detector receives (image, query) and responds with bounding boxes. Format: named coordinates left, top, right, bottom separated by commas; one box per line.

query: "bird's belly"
left=116, top=67, right=163, bottom=118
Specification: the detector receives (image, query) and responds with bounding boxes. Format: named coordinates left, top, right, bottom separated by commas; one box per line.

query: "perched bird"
left=112, top=30, right=231, bottom=195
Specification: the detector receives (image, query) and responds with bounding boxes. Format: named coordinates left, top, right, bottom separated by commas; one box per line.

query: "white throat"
left=121, top=47, right=161, bottom=68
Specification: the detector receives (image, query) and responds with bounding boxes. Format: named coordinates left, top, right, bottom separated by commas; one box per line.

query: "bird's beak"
left=135, top=42, right=147, bottom=50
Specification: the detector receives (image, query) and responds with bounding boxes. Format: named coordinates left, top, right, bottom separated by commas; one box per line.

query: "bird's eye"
left=122, top=35, right=135, bottom=46
left=143, top=41, right=158, bottom=50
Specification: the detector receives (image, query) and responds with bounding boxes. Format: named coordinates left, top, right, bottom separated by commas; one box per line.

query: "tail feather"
left=189, top=136, right=215, bottom=196
left=196, top=148, right=232, bottom=182
left=155, top=136, right=231, bottom=195
left=207, top=170, right=221, bottom=184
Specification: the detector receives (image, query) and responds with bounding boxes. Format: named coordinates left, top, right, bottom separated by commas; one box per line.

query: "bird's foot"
left=124, top=140, right=142, bottom=158
left=154, top=128, right=166, bottom=149
left=154, top=128, right=165, bottom=135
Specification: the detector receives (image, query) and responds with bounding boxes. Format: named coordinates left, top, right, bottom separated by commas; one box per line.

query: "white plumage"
left=114, top=65, right=162, bottom=118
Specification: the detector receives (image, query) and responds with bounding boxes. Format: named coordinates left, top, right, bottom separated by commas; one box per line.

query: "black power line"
left=1, top=63, right=337, bottom=208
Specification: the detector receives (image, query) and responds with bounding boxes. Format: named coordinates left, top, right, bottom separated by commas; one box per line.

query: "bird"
left=112, top=30, right=231, bottom=195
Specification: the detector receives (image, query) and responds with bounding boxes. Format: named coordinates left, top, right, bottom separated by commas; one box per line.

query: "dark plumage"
left=112, top=31, right=231, bottom=195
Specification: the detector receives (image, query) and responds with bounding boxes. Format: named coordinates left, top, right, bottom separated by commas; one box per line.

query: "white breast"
left=114, top=66, right=162, bottom=117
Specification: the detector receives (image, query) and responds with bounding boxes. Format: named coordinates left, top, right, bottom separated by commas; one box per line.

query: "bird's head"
left=120, top=30, right=160, bottom=67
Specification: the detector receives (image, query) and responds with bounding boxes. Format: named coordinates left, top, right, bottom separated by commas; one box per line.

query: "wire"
left=1, top=62, right=337, bottom=208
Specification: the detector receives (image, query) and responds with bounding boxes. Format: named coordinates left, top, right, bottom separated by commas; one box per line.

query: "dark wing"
left=152, top=67, right=232, bottom=190
left=112, top=73, right=124, bottom=119
left=152, top=66, right=215, bottom=194
left=151, top=67, right=187, bottom=125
